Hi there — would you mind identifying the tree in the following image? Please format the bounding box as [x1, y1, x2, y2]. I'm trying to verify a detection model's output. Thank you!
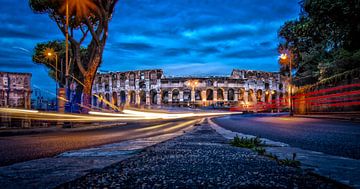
[278, 0, 360, 86]
[29, 0, 118, 113]
[32, 40, 87, 89]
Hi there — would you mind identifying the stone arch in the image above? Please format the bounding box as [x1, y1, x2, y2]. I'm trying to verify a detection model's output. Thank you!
[120, 73, 126, 87]
[256, 89, 262, 102]
[228, 88, 235, 101]
[150, 70, 157, 85]
[139, 81, 146, 89]
[206, 89, 213, 101]
[105, 93, 110, 108]
[120, 91, 126, 104]
[217, 88, 224, 101]
[129, 91, 136, 104]
[92, 95, 97, 107]
[172, 89, 180, 103]
[112, 92, 118, 106]
[248, 89, 254, 102]
[279, 92, 284, 105]
[279, 83, 283, 91]
[195, 90, 202, 101]
[150, 89, 157, 105]
[265, 90, 270, 103]
[139, 90, 146, 104]
[272, 90, 277, 104]
[183, 89, 191, 102]
[98, 93, 104, 108]
[239, 88, 245, 102]
[129, 72, 136, 86]
[162, 91, 169, 104]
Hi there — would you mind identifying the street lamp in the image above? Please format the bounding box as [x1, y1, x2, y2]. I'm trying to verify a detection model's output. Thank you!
[280, 52, 294, 116]
[186, 80, 199, 108]
[45, 49, 59, 111]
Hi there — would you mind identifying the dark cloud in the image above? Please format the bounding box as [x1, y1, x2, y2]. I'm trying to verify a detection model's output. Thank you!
[111, 42, 154, 51]
[0, 0, 300, 92]
[221, 48, 278, 59]
[163, 48, 191, 57]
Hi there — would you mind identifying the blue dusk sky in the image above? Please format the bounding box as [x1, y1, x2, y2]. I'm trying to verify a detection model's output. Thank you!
[0, 0, 300, 96]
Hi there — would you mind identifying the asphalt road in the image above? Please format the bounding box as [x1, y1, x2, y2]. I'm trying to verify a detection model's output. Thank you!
[0, 118, 199, 167]
[213, 114, 360, 159]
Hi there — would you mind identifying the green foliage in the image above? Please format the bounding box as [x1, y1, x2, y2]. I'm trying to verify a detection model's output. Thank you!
[32, 40, 66, 87]
[253, 147, 266, 155]
[278, 0, 360, 86]
[278, 158, 301, 168]
[230, 135, 263, 148]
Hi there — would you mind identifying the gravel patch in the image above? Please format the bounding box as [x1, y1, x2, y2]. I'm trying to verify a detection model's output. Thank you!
[59, 124, 341, 188]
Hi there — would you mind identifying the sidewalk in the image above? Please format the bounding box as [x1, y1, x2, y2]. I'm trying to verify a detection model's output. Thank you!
[60, 120, 341, 188]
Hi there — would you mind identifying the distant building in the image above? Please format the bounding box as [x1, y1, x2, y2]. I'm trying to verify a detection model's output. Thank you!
[0, 71, 31, 109]
[92, 69, 290, 111]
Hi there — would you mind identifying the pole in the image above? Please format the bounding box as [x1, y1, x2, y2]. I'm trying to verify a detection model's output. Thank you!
[65, 0, 70, 113]
[289, 57, 293, 116]
[55, 54, 58, 111]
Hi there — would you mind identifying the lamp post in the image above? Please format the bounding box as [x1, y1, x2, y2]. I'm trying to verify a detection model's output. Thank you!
[280, 52, 293, 116]
[46, 51, 59, 111]
[186, 80, 199, 108]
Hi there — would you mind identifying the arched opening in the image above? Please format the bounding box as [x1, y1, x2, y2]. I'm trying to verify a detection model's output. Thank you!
[150, 89, 157, 105]
[206, 89, 213, 101]
[217, 89, 224, 101]
[139, 90, 146, 104]
[120, 91, 126, 104]
[195, 90, 202, 101]
[256, 89, 262, 102]
[129, 72, 135, 86]
[98, 93, 104, 108]
[279, 92, 284, 105]
[248, 89, 254, 102]
[272, 90, 277, 104]
[183, 89, 191, 102]
[172, 89, 180, 103]
[162, 91, 169, 104]
[120, 74, 126, 87]
[139, 81, 146, 89]
[129, 91, 136, 104]
[112, 92, 118, 106]
[105, 93, 110, 108]
[265, 83, 270, 90]
[228, 88, 235, 101]
[92, 95, 97, 107]
[239, 88, 245, 102]
[150, 71, 157, 85]
[265, 90, 270, 103]
[279, 83, 283, 91]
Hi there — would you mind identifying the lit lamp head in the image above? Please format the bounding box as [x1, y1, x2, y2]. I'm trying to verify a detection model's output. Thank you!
[44, 48, 56, 60]
[279, 53, 288, 60]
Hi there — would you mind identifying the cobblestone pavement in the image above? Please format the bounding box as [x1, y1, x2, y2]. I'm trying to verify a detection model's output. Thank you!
[61, 122, 341, 188]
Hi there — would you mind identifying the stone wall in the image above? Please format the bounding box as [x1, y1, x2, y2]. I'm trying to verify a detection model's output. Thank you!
[92, 69, 290, 111]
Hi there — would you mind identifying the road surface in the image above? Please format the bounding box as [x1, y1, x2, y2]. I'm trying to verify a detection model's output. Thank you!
[213, 114, 360, 159]
[0, 118, 199, 166]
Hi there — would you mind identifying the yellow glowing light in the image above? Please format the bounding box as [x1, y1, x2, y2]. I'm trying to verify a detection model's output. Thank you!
[279, 53, 287, 60]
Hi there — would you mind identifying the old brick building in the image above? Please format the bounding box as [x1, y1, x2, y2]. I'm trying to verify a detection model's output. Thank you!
[92, 69, 290, 111]
[0, 72, 31, 109]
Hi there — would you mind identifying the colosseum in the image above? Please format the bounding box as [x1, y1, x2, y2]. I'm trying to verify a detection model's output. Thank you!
[92, 69, 290, 111]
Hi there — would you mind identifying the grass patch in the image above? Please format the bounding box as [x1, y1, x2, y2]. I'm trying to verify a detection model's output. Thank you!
[230, 135, 263, 148]
[230, 135, 301, 168]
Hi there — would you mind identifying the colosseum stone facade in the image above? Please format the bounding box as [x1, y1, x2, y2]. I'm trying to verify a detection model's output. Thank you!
[0, 71, 31, 109]
[92, 69, 290, 111]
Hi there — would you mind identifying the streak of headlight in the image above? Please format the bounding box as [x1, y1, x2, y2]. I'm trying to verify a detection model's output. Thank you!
[0, 108, 39, 113]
